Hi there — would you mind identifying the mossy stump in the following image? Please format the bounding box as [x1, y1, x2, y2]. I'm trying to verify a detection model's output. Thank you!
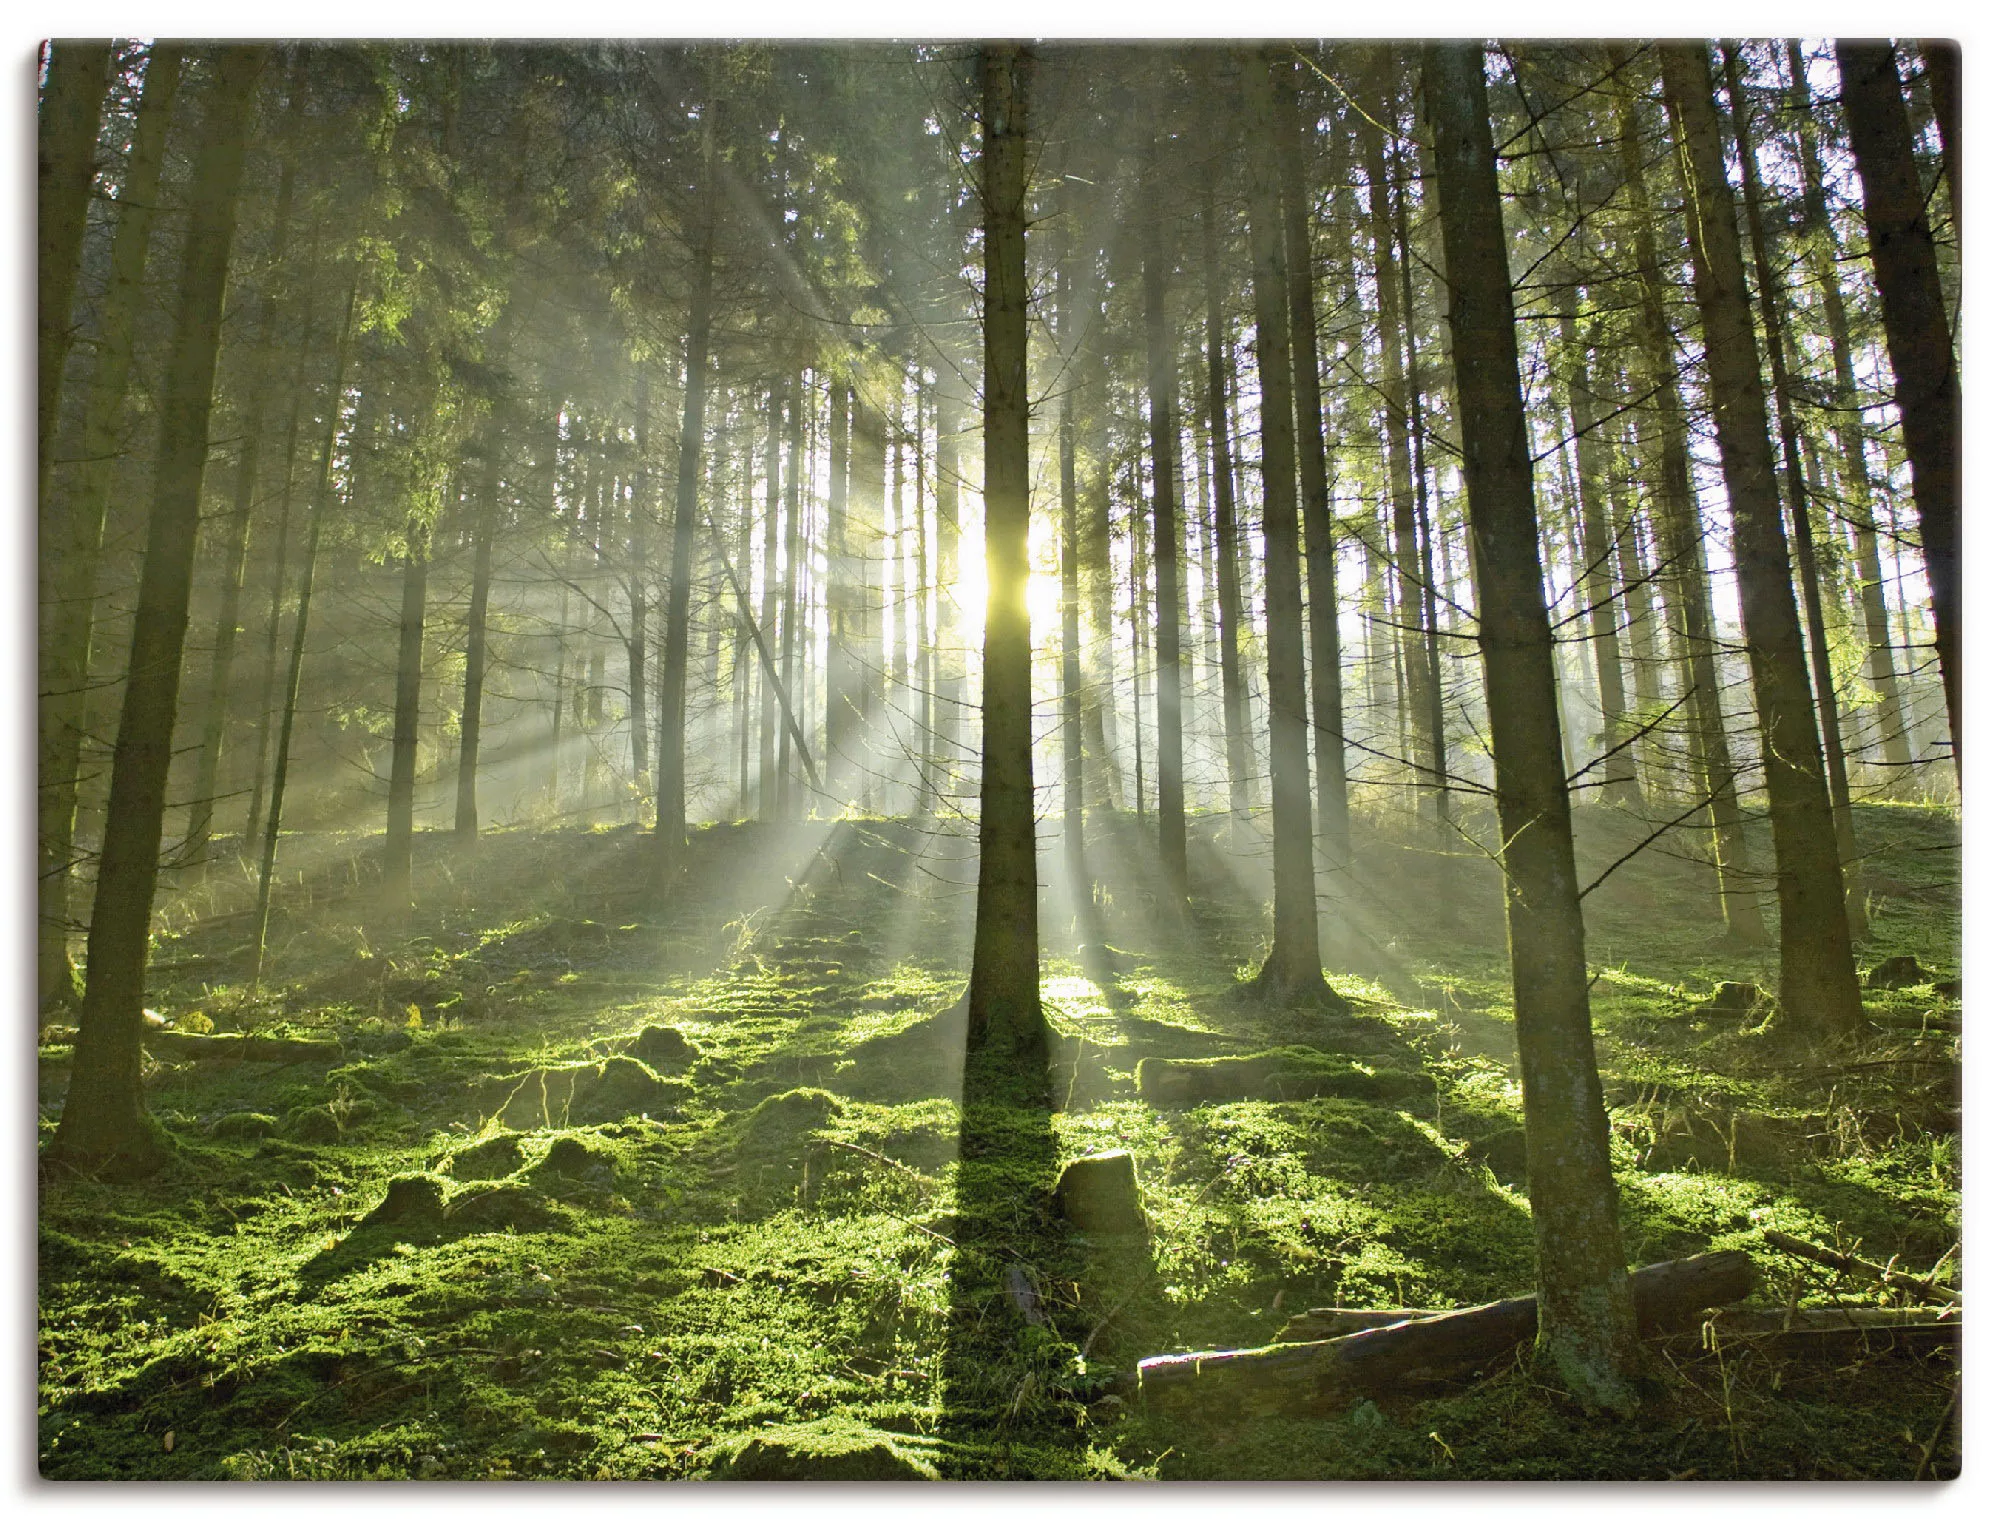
[1056, 1150, 1148, 1236]
[362, 1173, 447, 1231]
[624, 1024, 699, 1072]
[708, 1418, 938, 1480]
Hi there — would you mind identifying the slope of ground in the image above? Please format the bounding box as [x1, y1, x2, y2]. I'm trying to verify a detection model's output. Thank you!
[38, 799, 1960, 1479]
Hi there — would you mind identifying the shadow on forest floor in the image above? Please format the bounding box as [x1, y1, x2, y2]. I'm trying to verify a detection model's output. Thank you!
[37, 799, 1960, 1480]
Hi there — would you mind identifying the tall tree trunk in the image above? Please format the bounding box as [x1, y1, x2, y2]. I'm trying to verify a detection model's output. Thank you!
[1201, 185, 1252, 835]
[1835, 41, 1960, 780]
[1242, 50, 1333, 1007]
[1395, 130, 1454, 836]
[1918, 42, 1960, 242]
[824, 382, 860, 793]
[1143, 207, 1189, 901]
[931, 381, 961, 799]
[851, 392, 888, 811]
[1280, 75, 1351, 864]
[456, 429, 502, 842]
[1611, 427, 1668, 798]
[1057, 251, 1086, 880]
[781, 369, 805, 818]
[1660, 42, 1862, 1040]
[383, 518, 430, 911]
[1786, 41, 1910, 775]
[53, 48, 263, 1174]
[628, 372, 652, 805]
[1555, 288, 1641, 806]
[183, 59, 308, 864]
[250, 266, 361, 988]
[1359, 71, 1442, 821]
[1424, 39, 1644, 1416]
[38, 46, 182, 1017]
[1723, 47, 1864, 931]
[1615, 85, 1767, 947]
[966, 44, 1044, 1057]
[655, 105, 717, 887]
[37, 40, 112, 493]
[760, 383, 783, 819]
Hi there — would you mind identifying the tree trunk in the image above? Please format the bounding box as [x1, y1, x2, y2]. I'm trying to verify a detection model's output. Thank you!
[52, 47, 263, 1175]
[1360, 72, 1443, 823]
[1919, 42, 1960, 235]
[932, 380, 961, 799]
[1615, 86, 1767, 947]
[37, 40, 112, 490]
[966, 44, 1044, 1058]
[1555, 288, 1641, 807]
[1199, 192, 1252, 835]
[1057, 251, 1086, 881]
[183, 61, 308, 864]
[383, 518, 430, 912]
[628, 371, 652, 806]
[38, 46, 182, 1017]
[1425, 40, 1645, 1414]
[1242, 51, 1333, 1007]
[654, 105, 716, 887]
[250, 271, 361, 988]
[455, 430, 502, 842]
[1143, 210, 1188, 902]
[1660, 43, 1862, 1040]
[1280, 75, 1351, 864]
[760, 383, 784, 820]
[1722, 47, 1864, 932]
[781, 369, 805, 818]
[1836, 41, 1960, 780]
[1785, 41, 1910, 777]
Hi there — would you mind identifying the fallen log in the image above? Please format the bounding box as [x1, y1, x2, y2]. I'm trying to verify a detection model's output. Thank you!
[1134, 1250, 1755, 1403]
[1692, 1305, 1960, 1360]
[145, 1029, 343, 1063]
[1762, 1228, 1961, 1307]
[1278, 1306, 1441, 1341]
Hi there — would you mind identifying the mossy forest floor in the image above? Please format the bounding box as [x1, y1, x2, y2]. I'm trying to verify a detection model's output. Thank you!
[38, 798, 1960, 1479]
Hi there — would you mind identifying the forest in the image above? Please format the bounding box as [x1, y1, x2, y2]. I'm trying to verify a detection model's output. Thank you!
[36, 37, 1959, 1480]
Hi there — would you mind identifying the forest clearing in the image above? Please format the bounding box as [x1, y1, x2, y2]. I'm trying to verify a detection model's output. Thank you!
[38, 37, 1959, 1480]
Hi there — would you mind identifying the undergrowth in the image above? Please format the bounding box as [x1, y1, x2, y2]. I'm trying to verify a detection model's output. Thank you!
[39, 801, 1960, 1479]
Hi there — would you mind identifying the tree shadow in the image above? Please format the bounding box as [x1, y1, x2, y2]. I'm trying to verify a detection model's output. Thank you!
[935, 1035, 1082, 1470]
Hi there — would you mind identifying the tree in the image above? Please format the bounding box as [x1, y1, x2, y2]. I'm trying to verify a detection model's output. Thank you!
[1241, 49, 1336, 1007]
[1423, 37, 1644, 1415]
[1836, 41, 1960, 778]
[965, 43, 1044, 1057]
[53, 47, 266, 1174]
[1659, 42, 1862, 1041]
[39, 45, 182, 1016]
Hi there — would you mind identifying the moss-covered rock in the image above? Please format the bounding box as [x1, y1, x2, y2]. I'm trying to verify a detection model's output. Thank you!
[623, 1024, 699, 1073]
[445, 1182, 565, 1234]
[360, 1173, 447, 1231]
[208, 1111, 282, 1141]
[530, 1134, 616, 1187]
[281, 1105, 344, 1143]
[1864, 955, 1934, 990]
[1135, 1047, 1431, 1107]
[574, 1055, 688, 1123]
[439, 1132, 526, 1180]
[707, 1417, 939, 1480]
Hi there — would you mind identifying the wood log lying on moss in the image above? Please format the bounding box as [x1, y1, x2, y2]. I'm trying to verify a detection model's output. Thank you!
[1134, 1250, 1755, 1403]
[144, 1029, 342, 1062]
[1761, 1228, 1961, 1306]
[1696, 1305, 1960, 1358]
